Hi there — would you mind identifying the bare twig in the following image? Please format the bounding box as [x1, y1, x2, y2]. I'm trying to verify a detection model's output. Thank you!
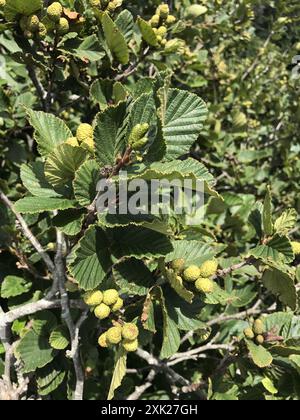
[55, 230, 85, 401]
[0, 299, 85, 327]
[168, 342, 235, 367]
[215, 258, 254, 278]
[135, 348, 206, 400]
[25, 63, 47, 110]
[0, 191, 54, 273]
[180, 299, 264, 344]
[241, 32, 274, 81]
[127, 369, 156, 400]
[115, 47, 150, 82]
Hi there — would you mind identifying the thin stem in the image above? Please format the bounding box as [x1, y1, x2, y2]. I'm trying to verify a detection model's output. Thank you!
[55, 230, 85, 401]
[0, 191, 54, 273]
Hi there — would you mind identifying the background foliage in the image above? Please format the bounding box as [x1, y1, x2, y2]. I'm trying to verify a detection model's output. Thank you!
[0, 0, 300, 401]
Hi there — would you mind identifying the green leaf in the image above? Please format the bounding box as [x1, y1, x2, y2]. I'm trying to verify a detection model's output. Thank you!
[59, 34, 105, 62]
[4, 0, 42, 21]
[115, 10, 134, 43]
[1, 276, 32, 298]
[98, 213, 170, 235]
[160, 89, 208, 160]
[137, 17, 158, 47]
[27, 109, 72, 157]
[37, 362, 66, 396]
[141, 291, 156, 333]
[126, 93, 156, 146]
[102, 13, 129, 65]
[32, 311, 58, 336]
[231, 284, 257, 308]
[264, 312, 294, 339]
[49, 326, 70, 350]
[249, 202, 263, 238]
[165, 240, 216, 266]
[157, 287, 181, 359]
[90, 79, 114, 110]
[73, 160, 100, 207]
[249, 234, 294, 264]
[262, 269, 297, 311]
[113, 82, 127, 104]
[164, 267, 194, 303]
[262, 377, 278, 395]
[45, 144, 88, 188]
[113, 258, 154, 296]
[163, 287, 205, 332]
[289, 355, 300, 370]
[68, 226, 112, 290]
[20, 162, 63, 198]
[94, 102, 127, 167]
[14, 197, 76, 214]
[110, 226, 173, 259]
[274, 209, 297, 235]
[52, 209, 85, 236]
[203, 283, 237, 306]
[16, 330, 56, 373]
[125, 158, 217, 196]
[246, 340, 273, 368]
[107, 347, 127, 400]
[263, 187, 273, 236]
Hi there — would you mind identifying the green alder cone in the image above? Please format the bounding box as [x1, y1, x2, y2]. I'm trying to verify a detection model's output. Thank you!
[170, 258, 185, 273]
[150, 14, 160, 27]
[98, 332, 108, 348]
[106, 326, 122, 345]
[0, 0, 6, 8]
[183, 265, 201, 282]
[38, 23, 47, 38]
[27, 15, 40, 32]
[94, 303, 111, 320]
[166, 15, 176, 25]
[122, 338, 138, 352]
[199, 259, 218, 278]
[128, 123, 149, 150]
[253, 319, 264, 335]
[195, 277, 214, 294]
[57, 17, 69, 35]
[255, 335, 265, 345]
[111, 297, 123, 312]
[103, 289, 119, 306]
[83, 290, 103, 306]
[47, 2, 63, 23]
[157, 26, 167, 38]
[122, 323, 139, 340]
[291, 241, 300, 255]
[107, 1, 118, 12]
[244, 328, 255, 339]
[76, 123, 94, 153]
[157, 4, 169, 19]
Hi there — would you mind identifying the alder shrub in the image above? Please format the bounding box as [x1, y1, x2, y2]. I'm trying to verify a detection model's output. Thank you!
[0, 0, 299, 401]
